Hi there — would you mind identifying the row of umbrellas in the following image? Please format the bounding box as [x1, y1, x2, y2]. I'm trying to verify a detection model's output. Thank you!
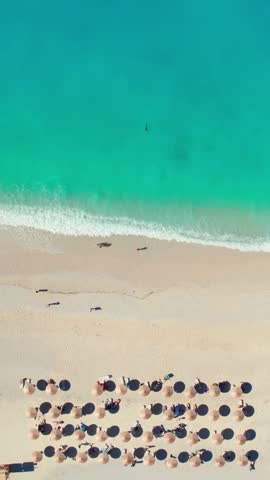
[25, 404, 248, 423]
[91, 383, 245, 398]
[140, 406, 247, 421]
[31, 449, 253, 468]
[28, 426, 251, 446]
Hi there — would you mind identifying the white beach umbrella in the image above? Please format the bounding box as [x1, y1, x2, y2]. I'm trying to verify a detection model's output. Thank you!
[29, 428, 39, 440]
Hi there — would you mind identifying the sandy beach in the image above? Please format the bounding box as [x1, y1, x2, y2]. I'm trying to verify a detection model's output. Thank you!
[0, 226, 269, 479]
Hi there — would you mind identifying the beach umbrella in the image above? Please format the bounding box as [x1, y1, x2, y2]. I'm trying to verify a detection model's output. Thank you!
[165, 457, 178, 469]
[54, 451, 66, 463]
[46, 383, 58, 395]
[162, 385, 173, 397]
[91, 383, 103, 396]
[163, 408, 174, 420]
[98, 452, 110, 464]
[74, 429, 86, 441]
[231, 386, 243, 398]
[94, 407, 106, 419]
[164, 432, 175, 444]
[25, 406, 37, 419]
[187, 432, 200, 445]
[122, 453, 134, 466]
[49, 406, 61, 419]
[185, 386, 196, 399]
[119, 431, 131, 443]
[23, 383, 35, 395]
[76, 452, 88, 463]
[142, 431, 154, 443]
[138, 384, 150, 396]
[96, 430, 108, 442]
[51, 428, 62, 441]
[186, 409, 197, 421]
[115, 384, 128, 396]
[233, 410, 245, 422]
[143, 454, 155, 466]
[189, 455, 201, 467]
[214, 456, 226, 467]
[237, 455, 249, 466]
[212, 433, 224, 445]
[209, 409, 220, 422]
[208, 384, 221, 397]
[29, 428, 39, 440]
[71, 407, 82, 419]
[32, 451, 43, 463]
[140, 407, 152, 420]
[235, 433, 246, 445]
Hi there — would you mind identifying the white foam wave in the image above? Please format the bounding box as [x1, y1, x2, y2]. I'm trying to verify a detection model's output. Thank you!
[0, 203, 269, 252]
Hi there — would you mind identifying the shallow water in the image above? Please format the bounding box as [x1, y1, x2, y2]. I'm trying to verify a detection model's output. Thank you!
[1, 1, 270, 249]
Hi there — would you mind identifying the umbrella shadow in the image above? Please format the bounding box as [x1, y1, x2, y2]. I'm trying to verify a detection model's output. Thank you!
[107, 404, 120, 414]
[244, 429, 256, 441]
[128, 379, 140, 391]
[87, 424, 97, 436]
[154, 449, 167, 461]
[88, 447, 99, 458]
[222, 428, 234, 440]
[151, 403, 163, 415]
[41, 424, 52, 436]
[223, 451, 236, 462]
[39, 402, 51, 414]
[65, 447, 77, 458]
[105, 380, 116, 392]
[150, 381, 163, 392]
[243, 405, 255, 417]
[241, 382, 252, 394]
[196, 404, 209, 416]
[109, 447, 121, 459]
[106, 425, 120, 438]
[44, 446, 55, 458]
[59, 379, 71, 392]
[195, 382, 208, 394]
[175, 427, 187, 439]
[61, 402, 73, 414]
[174, 381, 185, 393]
[62, 424, 75, 436]
[200, 450, 213, 462]
[134, 447, 146, 459]
[82, 403, 95, 415]
[246, 450, 259, 462]
[178, 451, 189, 463]
[198, 428, 210, 440]
[219, 405, 230, 416]
[130, 426, 143, 438]
[37, 379, 47, 391]
[219, 381, 231, 393]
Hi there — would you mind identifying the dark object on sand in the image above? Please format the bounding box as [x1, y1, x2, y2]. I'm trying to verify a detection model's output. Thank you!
[90, 307, 102, 312]
[97, 242, 112, 248]
[36, 289, 48, 293]
[137, 247, 148, 251]
[47, 302, 60, 307]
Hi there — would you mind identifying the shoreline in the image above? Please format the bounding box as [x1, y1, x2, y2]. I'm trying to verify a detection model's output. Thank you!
[1, 203, 270, 252]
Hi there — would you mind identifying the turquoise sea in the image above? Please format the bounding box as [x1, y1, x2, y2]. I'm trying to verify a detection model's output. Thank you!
[1, 1, 270, 250]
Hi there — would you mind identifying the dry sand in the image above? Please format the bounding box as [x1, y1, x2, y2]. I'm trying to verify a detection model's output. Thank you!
[0, 226, 269, 479]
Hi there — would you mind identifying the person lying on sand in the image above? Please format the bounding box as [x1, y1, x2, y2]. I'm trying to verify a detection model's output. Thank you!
[90, 306, 102, 312]
[137, 247, 148, 251]
[47, 301, 60, 307]
[97, 242, 112, 248]
[36, 289, 48, 293]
